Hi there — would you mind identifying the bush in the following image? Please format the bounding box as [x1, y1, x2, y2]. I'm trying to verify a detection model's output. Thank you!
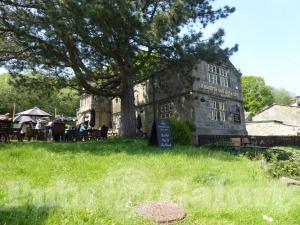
[264, 149, 291, 161]
[170, 117, 194, 145]
[268, 160, 300, 178]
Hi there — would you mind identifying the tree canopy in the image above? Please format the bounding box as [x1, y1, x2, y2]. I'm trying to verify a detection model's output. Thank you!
[0, 0, 237, 136]
[0, 74, 79, 116]
[241, 76, 273, 114]
[242, 76, 296, 114]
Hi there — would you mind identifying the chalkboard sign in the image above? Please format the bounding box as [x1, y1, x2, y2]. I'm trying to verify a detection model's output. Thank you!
[149, 119, 173, 148]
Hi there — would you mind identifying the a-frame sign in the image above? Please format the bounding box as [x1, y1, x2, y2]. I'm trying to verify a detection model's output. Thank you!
[149, 119, 173, 148]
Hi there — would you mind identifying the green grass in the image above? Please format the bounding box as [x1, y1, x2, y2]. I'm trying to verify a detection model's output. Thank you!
[0, 139, 299, 225]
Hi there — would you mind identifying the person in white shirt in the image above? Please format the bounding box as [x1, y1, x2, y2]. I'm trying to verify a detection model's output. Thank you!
[35, 119, 43, 130]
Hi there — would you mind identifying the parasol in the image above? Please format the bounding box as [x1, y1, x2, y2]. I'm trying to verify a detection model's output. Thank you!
[16, 107, 52, 117]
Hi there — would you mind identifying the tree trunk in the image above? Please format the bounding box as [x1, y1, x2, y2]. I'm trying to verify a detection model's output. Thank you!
[120, 77, 137, 137]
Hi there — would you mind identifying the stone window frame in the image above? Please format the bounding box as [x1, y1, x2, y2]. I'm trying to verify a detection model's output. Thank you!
[219, 68, 229, 88]
[210, 99, 227, 122]
[208, 72, 218, 85]
[219, 102, 226, 122]
[207, 64, 230, 88]
[233, 105, 241, 123]
[159, 102, 174, 119]
[208, 64, 218, 73]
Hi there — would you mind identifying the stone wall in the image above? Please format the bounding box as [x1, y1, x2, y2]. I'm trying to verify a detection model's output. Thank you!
[77, 95, 111, 129]
[111, 71, 193, 135]
[194, 93, 246, 136]
[191, 60, 247, 139]
[79, 59, 247, 140]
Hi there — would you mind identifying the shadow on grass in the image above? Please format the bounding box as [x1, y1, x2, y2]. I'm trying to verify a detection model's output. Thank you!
[285, 146, 300, 151]
[0, 205, 53, 225]
[0, 139, 241, 161]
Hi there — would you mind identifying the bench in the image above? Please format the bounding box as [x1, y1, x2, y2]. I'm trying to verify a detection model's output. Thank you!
[0, 120, 12, 143]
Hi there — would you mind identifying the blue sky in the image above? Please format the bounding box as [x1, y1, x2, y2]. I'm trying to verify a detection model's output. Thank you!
[1, 1, 298, 95]
[205, 0, 300, 95]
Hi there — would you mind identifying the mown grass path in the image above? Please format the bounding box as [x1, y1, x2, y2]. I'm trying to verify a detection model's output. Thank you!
[0, 139, 299, 224]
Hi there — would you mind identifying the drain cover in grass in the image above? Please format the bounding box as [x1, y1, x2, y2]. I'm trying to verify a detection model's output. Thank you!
[137, 201, 186, 223]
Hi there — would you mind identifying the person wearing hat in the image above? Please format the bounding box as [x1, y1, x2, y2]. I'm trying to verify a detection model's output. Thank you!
[0, 113, 12, 121]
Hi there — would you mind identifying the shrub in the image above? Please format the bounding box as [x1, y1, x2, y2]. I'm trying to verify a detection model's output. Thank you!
[268, 160, 300, 178]
[264, 149, 291, 161]
[169, 117, 194, 145]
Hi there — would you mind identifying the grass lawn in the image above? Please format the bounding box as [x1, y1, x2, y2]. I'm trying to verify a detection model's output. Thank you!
[0, 139, 300, 225]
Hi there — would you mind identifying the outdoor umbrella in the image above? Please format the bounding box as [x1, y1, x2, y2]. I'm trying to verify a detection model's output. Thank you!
[14, 115, 36, 124]
[16, 107, 52, 117]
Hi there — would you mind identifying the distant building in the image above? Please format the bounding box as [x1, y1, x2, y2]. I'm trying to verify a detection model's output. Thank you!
[244, 112, 253, 122]
[77, 59, 247, 143]
[246, 104, 300, 136]
[290, 96, 300, 107]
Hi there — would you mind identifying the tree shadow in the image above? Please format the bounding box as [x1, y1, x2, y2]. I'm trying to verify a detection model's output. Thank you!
[0, 205, 53, 225]
[0, 139, 242, 162]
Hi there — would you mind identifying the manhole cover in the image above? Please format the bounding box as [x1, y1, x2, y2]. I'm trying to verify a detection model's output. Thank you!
[137, 201, 186, 224]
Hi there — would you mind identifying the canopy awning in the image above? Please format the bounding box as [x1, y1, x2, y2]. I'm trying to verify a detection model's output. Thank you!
[16, 107, 52, 117]
[14, 115, 36, 124]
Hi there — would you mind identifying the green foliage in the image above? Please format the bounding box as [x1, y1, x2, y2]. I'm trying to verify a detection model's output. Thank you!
[170, 117, 193, 145]
[207, 143, 292, 162]
[0, 140, 300, 224]
[242, 76, 273, 114]
[268, 160, 300, 178]
[271, 87, 294, 106]
[266, 147, 300, 179]
[207, 143, 299, 180]
[0, 0, 238, 136]
[0, 74, 79, 116]
[264, 149, 291, 161]
[0, 0, 238, 90]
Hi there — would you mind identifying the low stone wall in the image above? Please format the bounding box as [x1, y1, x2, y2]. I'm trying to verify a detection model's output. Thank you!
[198, 135, 300, 147]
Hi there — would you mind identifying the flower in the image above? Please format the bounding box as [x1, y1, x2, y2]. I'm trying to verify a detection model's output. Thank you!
[262, 215, 273, 223]
[125, 200, 133, 208]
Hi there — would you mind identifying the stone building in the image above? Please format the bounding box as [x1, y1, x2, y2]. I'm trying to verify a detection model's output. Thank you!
[246, 104, 300, 136]
[77, 95, 111, 128]
[291, 96, 300, 107]
[77, 59, 247, 143]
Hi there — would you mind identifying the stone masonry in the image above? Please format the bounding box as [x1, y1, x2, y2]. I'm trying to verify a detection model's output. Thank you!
[77, 59, 247, 144]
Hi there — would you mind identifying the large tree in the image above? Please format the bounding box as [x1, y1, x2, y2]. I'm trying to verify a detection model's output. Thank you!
[242, 76, 273, 114]
[0, 0, 237, 137]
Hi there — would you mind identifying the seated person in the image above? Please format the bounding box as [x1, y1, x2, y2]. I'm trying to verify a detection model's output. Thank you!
[79, 123, 87, 133]
[35, 119, 44, 130]
[46, 120, 53, 141]
[100, 125, 108, 139]
[20, 122, 33, 141]
[51, 117, 65, 142]
[0, 113, 12, 121]
[52, 116, 62, 124]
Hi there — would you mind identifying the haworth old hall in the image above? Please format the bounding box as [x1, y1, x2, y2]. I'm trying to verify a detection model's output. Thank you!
[77, 59, 247, 144]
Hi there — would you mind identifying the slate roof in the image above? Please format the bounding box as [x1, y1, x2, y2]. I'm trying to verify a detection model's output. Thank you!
[246, 120, 300, 136]
[253, 104, 300, 126]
